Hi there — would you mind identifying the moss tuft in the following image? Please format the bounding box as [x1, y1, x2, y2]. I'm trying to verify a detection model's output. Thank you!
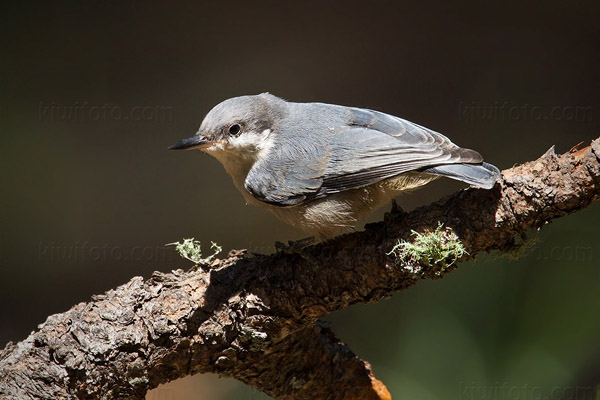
[387, 223, 467, 276]
[166, 238, 222, 265]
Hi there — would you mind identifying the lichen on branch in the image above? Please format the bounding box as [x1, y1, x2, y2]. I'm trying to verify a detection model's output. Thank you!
[387, 222, 467, 276]
[166, 238, 222, 265]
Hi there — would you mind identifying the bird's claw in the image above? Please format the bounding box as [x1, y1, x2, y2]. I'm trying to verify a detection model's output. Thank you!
[274, 237, 318, 265]
[275, 237, 315, 254]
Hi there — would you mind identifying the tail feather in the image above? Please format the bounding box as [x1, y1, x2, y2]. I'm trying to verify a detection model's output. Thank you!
[422, 162, 501, 189]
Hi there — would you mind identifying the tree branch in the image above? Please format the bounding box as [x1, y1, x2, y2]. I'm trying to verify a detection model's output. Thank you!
[1, 138, 599, 400]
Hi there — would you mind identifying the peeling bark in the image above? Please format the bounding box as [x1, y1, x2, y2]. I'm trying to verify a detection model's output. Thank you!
[1, 138, 599, 400]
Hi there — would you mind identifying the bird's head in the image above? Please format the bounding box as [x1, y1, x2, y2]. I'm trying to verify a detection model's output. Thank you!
[169, 93, 285, 160]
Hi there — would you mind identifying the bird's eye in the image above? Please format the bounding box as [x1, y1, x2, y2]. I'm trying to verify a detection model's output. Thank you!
[228, 124, 241, 135]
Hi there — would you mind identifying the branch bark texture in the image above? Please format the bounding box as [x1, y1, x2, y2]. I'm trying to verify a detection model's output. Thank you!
[1, 139, 599, 400]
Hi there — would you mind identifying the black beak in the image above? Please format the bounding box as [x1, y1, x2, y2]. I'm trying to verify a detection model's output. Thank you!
[168, 135, 211, 150]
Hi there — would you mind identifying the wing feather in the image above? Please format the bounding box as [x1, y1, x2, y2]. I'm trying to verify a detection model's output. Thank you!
[244, 106, 484, 206]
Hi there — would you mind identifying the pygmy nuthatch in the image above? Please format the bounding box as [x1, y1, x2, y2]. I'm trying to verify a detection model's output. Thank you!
[170, 93, 500, 240]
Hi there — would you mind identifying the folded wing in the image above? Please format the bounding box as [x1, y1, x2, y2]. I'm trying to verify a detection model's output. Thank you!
[245, 106, 495, 207]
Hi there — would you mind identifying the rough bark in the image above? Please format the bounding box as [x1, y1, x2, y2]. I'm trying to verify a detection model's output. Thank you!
[1, 138, 599, 400]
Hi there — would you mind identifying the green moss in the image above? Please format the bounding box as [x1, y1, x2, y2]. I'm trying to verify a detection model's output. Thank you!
[166, 238, 222, 265]
[387, 223, 467, 275]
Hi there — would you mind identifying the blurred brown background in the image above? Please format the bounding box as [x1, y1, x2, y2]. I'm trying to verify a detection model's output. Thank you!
[1, 1, 599, 399]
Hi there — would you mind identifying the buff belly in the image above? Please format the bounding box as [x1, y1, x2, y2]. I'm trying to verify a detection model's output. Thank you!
[268, 172, 439, 240]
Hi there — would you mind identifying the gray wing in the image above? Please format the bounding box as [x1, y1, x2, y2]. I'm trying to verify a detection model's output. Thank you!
[319, 108, 483, 194]
[244, 142, 329, 206]
[245, 107, 485, 207]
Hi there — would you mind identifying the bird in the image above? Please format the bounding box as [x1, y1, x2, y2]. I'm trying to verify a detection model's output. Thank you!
[170, 93, 500, 242]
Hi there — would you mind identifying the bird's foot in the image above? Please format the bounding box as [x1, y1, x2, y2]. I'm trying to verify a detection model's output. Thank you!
[384, 199, 407, 224]
[274, 237, 318, 264]
[390, 199, 406, 215]
[274, 237, 316, 254]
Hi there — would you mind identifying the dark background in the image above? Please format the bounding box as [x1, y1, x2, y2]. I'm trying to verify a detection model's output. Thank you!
[1, 1, 599, 399]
